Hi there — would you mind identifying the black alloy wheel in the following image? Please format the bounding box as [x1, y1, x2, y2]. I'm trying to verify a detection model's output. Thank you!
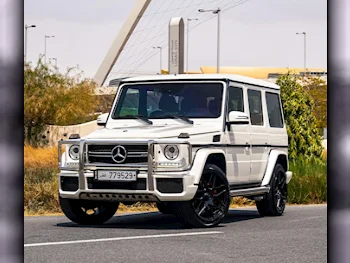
[171, 164, 230, 228]
[256, 164, 287, 216]
[192, 166, 230, 223]
[274, 168, 287, 214]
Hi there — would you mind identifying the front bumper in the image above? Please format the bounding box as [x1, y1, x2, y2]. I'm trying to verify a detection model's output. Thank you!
[59, 170, 198, 201]
[58, 139, 198, 202]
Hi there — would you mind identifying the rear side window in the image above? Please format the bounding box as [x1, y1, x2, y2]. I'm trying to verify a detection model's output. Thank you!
[248, 89, 263, 126]
[266, 92, 284, 128]
[228, 86, 244, 112]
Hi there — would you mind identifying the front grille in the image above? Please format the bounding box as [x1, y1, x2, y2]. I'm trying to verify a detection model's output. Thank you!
[87, 178, 147, 190]
[87, 144, 148, 165]
[156, 178, 183, 193]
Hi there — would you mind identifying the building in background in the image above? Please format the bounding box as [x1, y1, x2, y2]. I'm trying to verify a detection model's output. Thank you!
[199, 66, 327, 83]
[105, 66, 327, 89]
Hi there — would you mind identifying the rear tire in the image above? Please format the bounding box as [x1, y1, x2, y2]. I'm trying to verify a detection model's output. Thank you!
[256, 164, 287, 217]
[171, 164, 230, 228]
[59, 196, 119, 225]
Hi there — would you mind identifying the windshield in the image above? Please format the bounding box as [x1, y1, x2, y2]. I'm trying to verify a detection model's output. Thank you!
[112, 82, 224, 119]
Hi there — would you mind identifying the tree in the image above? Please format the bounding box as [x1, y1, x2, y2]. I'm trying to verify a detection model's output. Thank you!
[276, 74, 324, 162]
[301, 76, 327, 129]
[95, 94, 115, 113]
[24, 59, 97, 146]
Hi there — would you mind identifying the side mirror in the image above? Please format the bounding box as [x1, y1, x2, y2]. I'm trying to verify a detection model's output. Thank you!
[97, 113, 109, 126]
[227, 111, 250, 125]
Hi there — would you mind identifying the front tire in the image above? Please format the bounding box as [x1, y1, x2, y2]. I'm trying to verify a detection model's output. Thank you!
[256, 164, 287, 216]
[59, 196, 119, 225]
[156, 202, 174, 215]
[172, 164, 230, 228]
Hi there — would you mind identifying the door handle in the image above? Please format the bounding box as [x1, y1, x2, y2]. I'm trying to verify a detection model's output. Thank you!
[245, 143, 250, 151]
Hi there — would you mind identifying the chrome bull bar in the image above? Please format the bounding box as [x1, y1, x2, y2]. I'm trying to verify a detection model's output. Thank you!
[58, 138, 190, 192]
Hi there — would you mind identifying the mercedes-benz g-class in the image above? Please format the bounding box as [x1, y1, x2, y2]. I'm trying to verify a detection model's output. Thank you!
[58, 74, 292, 228]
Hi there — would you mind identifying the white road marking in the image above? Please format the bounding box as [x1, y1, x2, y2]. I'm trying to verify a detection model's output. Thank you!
[289, 216, 325, 222]
[24, 231, 223, 248]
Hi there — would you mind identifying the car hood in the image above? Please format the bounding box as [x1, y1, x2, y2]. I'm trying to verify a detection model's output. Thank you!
[84, 124, 221, 140]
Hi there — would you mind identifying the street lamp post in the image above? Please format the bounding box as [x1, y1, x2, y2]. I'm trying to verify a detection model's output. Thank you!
[296, 32, 306, 75]
[24, 25, 36, 63]
[199, 7, 221, 73]
[186, 18, 198, 74]
[44, 35, 55, 64]
[152, 46, 162, 74]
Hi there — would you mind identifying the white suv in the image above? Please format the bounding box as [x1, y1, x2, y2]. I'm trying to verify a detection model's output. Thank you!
[58, 74, 293, 228]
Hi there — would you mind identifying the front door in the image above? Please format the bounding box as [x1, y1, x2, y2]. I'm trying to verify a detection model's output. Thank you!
[224, 84, 251, 185]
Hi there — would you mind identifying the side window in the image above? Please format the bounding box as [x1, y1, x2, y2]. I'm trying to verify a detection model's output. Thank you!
[248, 89, 263, 126]
[228, 86, 244, 112]
[265, 92, 284, 128]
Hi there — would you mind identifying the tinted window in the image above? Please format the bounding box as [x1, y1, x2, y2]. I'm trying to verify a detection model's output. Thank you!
[248, 89, 263, 126]
[266, 92, 284, 128]
[112, 83, 224, 119]
[228, 87, 244, 112]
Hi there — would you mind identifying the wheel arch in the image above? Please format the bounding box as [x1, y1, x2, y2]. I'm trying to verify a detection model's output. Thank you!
[276, 154, 288, 172]
[261, 150, 289, 186]
[205, 153, 226, 174]
[190, 148, 226, 185]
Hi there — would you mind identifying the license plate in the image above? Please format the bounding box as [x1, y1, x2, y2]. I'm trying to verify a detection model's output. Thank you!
[96, 170, 137, 181]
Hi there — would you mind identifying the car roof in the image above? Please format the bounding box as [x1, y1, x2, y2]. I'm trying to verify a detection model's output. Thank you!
[121, 74, 280, 90]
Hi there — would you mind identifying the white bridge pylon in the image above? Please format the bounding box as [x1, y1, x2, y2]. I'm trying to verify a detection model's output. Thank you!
[94, 0, 151, 87]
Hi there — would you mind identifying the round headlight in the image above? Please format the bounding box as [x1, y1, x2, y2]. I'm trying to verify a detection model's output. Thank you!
[69, 145, 80, 160]
[164, 145, 179, 160]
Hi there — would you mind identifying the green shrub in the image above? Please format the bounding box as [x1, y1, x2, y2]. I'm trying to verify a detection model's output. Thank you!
[277, 74, 324, 162]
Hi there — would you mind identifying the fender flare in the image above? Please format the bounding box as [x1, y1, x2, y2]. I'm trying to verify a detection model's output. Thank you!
[261, 150, 290, 186]
[189, 148, 226, 185]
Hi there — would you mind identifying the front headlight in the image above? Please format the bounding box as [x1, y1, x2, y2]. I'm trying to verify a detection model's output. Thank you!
[68, 144, 80, 160]
[164, 145, 179, 160]
[154, 143, 191, 171]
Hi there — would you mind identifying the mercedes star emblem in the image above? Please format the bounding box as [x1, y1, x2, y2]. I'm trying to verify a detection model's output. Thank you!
[111, 145, 127, 163]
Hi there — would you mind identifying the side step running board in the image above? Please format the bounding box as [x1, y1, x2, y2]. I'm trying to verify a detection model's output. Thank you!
[230, 186, 270, 197]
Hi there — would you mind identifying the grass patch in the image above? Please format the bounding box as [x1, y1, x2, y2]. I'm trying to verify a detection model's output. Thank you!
[24, 145, 58, 169]
[24, 167, 61, 214]
[287, 159, 327, 204]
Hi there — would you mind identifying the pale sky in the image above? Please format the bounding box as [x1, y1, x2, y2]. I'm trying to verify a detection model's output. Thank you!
[24, 0, 327, 82]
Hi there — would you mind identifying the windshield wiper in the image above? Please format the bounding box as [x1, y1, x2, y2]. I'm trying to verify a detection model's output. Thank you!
[161, 115, 194, 124]
[120, 115, 153, 125]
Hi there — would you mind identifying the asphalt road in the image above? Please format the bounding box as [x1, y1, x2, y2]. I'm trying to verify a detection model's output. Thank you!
[24, 205, 327, 263]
